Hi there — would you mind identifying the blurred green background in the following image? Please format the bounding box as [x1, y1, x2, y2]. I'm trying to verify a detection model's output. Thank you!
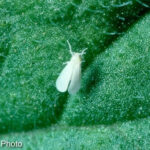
[0, 0, 150, 149]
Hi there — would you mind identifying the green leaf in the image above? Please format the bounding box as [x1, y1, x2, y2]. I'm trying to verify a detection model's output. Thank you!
[0, 0, 149, 132]
[62, 11, 150, 125]
[0, 0, 150, 149]
[1, 117, 150, 150]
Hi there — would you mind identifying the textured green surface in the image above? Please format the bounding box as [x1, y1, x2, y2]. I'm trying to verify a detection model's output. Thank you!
[1, 117, 150, 150]
[0, 0, 150, 149]
[61, 11, 150, 126]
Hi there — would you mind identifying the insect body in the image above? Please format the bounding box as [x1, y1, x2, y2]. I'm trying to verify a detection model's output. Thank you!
[56, 40, 87, 95]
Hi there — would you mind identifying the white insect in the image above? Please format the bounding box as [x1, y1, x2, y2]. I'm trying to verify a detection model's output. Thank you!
[56, 40, 87, 95]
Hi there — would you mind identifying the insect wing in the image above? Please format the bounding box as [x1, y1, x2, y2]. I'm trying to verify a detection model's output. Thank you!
[56, 61, 73, 92]
[68, 63, 81, 94]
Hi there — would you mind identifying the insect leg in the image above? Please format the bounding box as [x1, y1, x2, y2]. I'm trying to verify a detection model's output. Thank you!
[63, 61, 69, 65]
